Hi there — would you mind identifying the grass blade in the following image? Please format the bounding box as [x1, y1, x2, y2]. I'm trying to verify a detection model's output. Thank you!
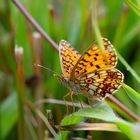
[124, 0, 140, 17]
[122, 83, 140, 106]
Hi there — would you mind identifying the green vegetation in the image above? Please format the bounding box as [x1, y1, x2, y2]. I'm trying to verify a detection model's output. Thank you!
[0, 0, 140, 140]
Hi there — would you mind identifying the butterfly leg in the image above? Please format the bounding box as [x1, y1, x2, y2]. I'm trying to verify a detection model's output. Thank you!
[70, 91, 76, 113]
[63, 91, 73, 114]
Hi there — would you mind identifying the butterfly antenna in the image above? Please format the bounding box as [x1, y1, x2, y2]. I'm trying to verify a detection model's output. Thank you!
[33, 64, 58, 76]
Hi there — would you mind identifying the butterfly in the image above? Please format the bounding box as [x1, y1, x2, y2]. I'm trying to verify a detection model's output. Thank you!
[56, 38, 124, 100]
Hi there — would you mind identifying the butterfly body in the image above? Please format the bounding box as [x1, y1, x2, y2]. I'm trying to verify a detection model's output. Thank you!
[58, 38, 124, 99]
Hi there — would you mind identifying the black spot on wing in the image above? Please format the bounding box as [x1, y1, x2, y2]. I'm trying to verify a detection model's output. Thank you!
[95, 53, 99, 56]
[94, 57, 97, 61]
[90, 62, 93, 66]
[96, 65, 100, 69]
[85, 52, 91, 56]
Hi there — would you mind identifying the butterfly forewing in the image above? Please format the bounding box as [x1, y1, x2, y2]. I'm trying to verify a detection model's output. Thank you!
[70, 38, 117, 79]
[59, 40, 81, 78]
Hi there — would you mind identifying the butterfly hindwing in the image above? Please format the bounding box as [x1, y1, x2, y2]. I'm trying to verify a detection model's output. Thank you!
[78, 68, 124, 99]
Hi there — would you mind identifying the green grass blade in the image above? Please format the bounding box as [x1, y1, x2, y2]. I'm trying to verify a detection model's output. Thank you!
[122, 83, 140, 106]
[60, 102, 139, 140]
[116, 119, 140, 140]
[73, 102, 117, 122]
[0, 93, 18, 139]
[61, 115, 84, 126]
[124, 0, 140, 17]
[61, 102, 118, 126]
[59, 116, 84, 140]
[117, 51, 140, 84]
[91, 1, 104, 52]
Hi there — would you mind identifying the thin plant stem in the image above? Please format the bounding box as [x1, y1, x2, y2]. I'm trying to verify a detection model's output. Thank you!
[107, 95, 140, 121]
[12, 0, 58, 51]
[26, 100, 57, 137]
[35, 98, 88, 108]
[15, 46, 25, 140]
[36, 109, 57, 137]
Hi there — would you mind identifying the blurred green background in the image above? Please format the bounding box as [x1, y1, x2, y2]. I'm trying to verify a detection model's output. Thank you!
[0, 0, 140, 140]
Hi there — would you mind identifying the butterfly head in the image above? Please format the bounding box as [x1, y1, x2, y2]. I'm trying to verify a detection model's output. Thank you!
[54, 74, 81, 93]
[54, 74, 69, 87]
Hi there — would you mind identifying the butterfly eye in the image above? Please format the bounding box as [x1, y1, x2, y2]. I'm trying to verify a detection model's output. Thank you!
[62, 77, 67, 82]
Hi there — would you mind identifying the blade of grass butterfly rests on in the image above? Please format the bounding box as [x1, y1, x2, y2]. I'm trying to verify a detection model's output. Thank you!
[59, 102, 117, 140]
[60, 102, 118, 133]
[59, 101, 140, 140]
[72, 102, 118, 122]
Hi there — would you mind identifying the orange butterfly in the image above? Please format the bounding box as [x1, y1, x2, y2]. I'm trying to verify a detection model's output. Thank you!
[56, 38, 124, 100]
